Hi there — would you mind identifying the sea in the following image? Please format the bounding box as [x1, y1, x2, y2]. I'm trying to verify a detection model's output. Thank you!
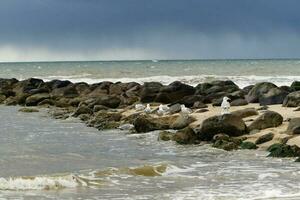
[1, 59, 300, 200]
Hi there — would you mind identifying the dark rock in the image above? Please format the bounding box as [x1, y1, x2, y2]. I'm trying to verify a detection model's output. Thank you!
[133, 115, 175, 133]
[38, 99, 55, 106]
[283, 91, 300, 107]
[0, 94, 6, 103]
[246, 82, 278, 103]
[172, 127, 199, 145]
[176, 95, 204, 108]
[158, 131, 174, 141]
[46, 80, 72, 89]
[89, 111, 122, 130]
[291, 81, 300, 91]
[212, 134, 242, 151]
[230, 98, 248, 106]
[285, 118, 300, 135]
[255, 132, 274, 144]
[196, 80, 239, 95]
[51, 84, 79, 99]
[25, 93, 50, 106]
[55, 98, 72, 107]
[242, 85, 254, 94]
[4, 97, 18, 106]
[170, 115, 196, 130]
[155, 81, 196, 104]
[140, 82, 163, 103]
[195, 114, 248, 141]
[93, 95, 121, 108]
[267, 143, 300, 157]
[231, 108, 259, 118]
[258, 87, 288, 105]
[93, 105, 109, 113]
[240, 141, 258, 149]
[73, 105, 93, 117]
[78, 114, 91, 122]
[192, 101, 208, 109]
[248, 111, 283, 131]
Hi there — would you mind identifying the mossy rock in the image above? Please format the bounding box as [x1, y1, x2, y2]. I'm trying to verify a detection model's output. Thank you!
[240, 141, 258, 149]
[18, 107, 39, 113]
[267, 143, 300, 157]
[158, 131, 174, 141]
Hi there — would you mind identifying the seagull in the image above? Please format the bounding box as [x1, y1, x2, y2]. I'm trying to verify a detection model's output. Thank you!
[157, 104, 169, 116]
[144, 104, 152, 114]
[135, 104, 145, 111]
[180, 104, 192, 115]
[221, 96, 231, 115]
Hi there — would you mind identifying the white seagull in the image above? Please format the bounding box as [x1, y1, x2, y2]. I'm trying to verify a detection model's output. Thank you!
[144, 104, 152, 114]
[180, 104, 192, 115]
[135, 104, 145, 111]
[221, 96, 231, 115]
[157, 104, 170, 116]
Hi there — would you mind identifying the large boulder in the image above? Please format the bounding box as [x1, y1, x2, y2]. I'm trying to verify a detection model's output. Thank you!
[212, 134, 242, 151]
[88, 111, 122, 130]
[45, 80, 72, 89]
[133, 115, 174, 133]
[195, 80, 240, 103]
[248, 111, 283, 131]
[196, 80, 239, 95]
[51, 84, 79, 99]
[285, 118, 300, 135]
[267, 143, 300, 157]
[73, 105, 93, 117]
[255, 132, 274, 144]
[175, 95, 204, 108]
[25, 93, 50, 106]
[172, 127, 199, 145]
[195, 114, 248, 141]
[230, 98, 248, 106]
[291, 81, 300, 91]
[283, 91, 300, 107]
[258, 87, 288, 105]
[170, 115, 196, 130]
[0, 78, 18, 97]
[231, 108, 259, 119]
[140, 82, 163, 103]
[12, 78, 45, 104]
[92, 95, 121, 108]
[246, 82, 287, 105]
[154, 81, 196, 103]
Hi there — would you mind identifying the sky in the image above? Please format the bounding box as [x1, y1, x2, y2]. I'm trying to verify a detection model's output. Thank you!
[0, 0, 300, 61]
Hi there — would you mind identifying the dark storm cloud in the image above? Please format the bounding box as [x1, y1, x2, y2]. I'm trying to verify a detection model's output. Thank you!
[0, 0, 300, 61]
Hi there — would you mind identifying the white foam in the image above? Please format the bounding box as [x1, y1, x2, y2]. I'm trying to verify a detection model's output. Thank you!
[0, 175, 79, 190]
[36, 74, 300, 88]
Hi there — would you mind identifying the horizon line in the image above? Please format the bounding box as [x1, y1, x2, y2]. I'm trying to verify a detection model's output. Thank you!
[0, 57, 300, 64]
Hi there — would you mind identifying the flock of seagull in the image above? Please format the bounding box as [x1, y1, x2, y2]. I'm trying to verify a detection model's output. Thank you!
[118, 97, 231, 131]
[134, 96, 231, 116]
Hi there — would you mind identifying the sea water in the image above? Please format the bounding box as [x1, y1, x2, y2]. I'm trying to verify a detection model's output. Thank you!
[1, 59, 300, 199]
[0, 106, 300, 199]
[0, 59, 300, 88]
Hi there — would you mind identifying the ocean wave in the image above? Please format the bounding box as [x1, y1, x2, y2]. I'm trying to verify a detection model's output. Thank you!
[37, 74, 300, 88]
[0, 175, 81, 190]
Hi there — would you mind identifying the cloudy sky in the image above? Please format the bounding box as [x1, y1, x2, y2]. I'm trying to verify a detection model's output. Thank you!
[0, 0, 300, 61]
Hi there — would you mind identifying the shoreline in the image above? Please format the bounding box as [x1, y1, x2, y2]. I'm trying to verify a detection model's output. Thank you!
[1, 77, 300, 160]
